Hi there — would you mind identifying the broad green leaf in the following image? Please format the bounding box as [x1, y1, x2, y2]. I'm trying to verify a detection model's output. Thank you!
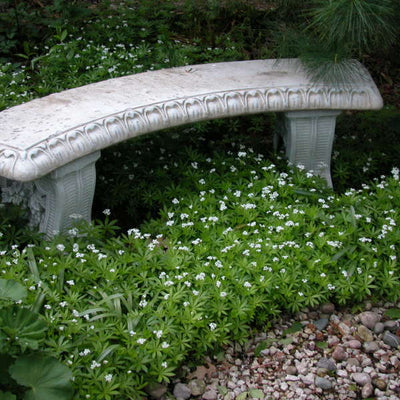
[236, 392, 248, 400]
[0, 354, 14, 385]
[0, 391, 17, 400]
[0, 306, 47, 350]
[217, 386, 228, 396]
[9, 355, 73, 400]
[385, 309, 400, 319]
[0, 280, 27, 301]
[249, 389, 264, 399]
[283, 322, 303, 336]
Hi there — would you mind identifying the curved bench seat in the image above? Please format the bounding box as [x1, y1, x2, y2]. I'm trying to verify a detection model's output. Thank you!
[0, 59, 383, 236]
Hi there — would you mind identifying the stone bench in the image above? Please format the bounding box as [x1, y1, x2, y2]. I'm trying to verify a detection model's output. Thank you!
[0, 59, 383, 237]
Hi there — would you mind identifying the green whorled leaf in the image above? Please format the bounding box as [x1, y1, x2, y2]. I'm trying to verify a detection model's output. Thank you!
[9, 355, 73, 400]
[0, 279, 27, 301]
[0, 391, 17, 400]
[0, 306, 47, 350]
[316, 341, 328, 349]
[385, 309, 400, 320]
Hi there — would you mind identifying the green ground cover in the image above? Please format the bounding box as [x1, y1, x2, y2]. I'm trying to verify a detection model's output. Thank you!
[0, 1, 399, 399]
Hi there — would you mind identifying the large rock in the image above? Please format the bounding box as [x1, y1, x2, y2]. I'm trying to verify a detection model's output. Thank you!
[359, 312, 380, 329]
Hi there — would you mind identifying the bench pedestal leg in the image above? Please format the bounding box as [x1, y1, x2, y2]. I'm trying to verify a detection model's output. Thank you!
[1, 152, 100, 238]
[35, 151, 101, 237]
[279, 110, 341, 188]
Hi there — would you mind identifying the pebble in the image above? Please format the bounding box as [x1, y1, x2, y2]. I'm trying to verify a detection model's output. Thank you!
[383, 331, 400, 348]
[202, 389, 217, 400]
[347, 358, 360, 368]
[338, 322, 351, 336]
[173, 383, 191, 400]
[314, 318, 329, 331]
[363, 341, 379, 353]
[285, 366, 298, 375]
[361, 382, 374, 398]
[321, 303, 335, 314]
[374, 322, 385, 334]
[332, 346, 347, 361]
[316, 358, 336, 371]
[357, 325, 374, 342]
[383, 320, 399, 333]
[315, 376, 333, 390]
[359, 312, 380, 330]
[188, 379, 206, 396]
[373, 378, 387, 390]
[352, 372, 371, 386]
[347, 339, 362, 349]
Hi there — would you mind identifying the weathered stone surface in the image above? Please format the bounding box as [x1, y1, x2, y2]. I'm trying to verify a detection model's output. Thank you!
[0, 59, 383, 183]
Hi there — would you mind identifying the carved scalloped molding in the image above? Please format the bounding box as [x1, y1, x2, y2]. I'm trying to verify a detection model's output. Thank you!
[0, 84, 381, 181]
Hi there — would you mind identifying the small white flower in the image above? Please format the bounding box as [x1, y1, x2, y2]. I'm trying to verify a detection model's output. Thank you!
[137, 338, 146, 344]
[66, 280, 75, 286]
[102, 209, 111, 216]
[209, 322, 217, 331]
[153, 330, 163, 338]
[104, 374, 113, 382]
[161, 342, 170, 348]
[161, 362, 168, 368]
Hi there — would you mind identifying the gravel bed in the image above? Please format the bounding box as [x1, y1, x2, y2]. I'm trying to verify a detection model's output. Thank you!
[147, 301, 400, 400]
